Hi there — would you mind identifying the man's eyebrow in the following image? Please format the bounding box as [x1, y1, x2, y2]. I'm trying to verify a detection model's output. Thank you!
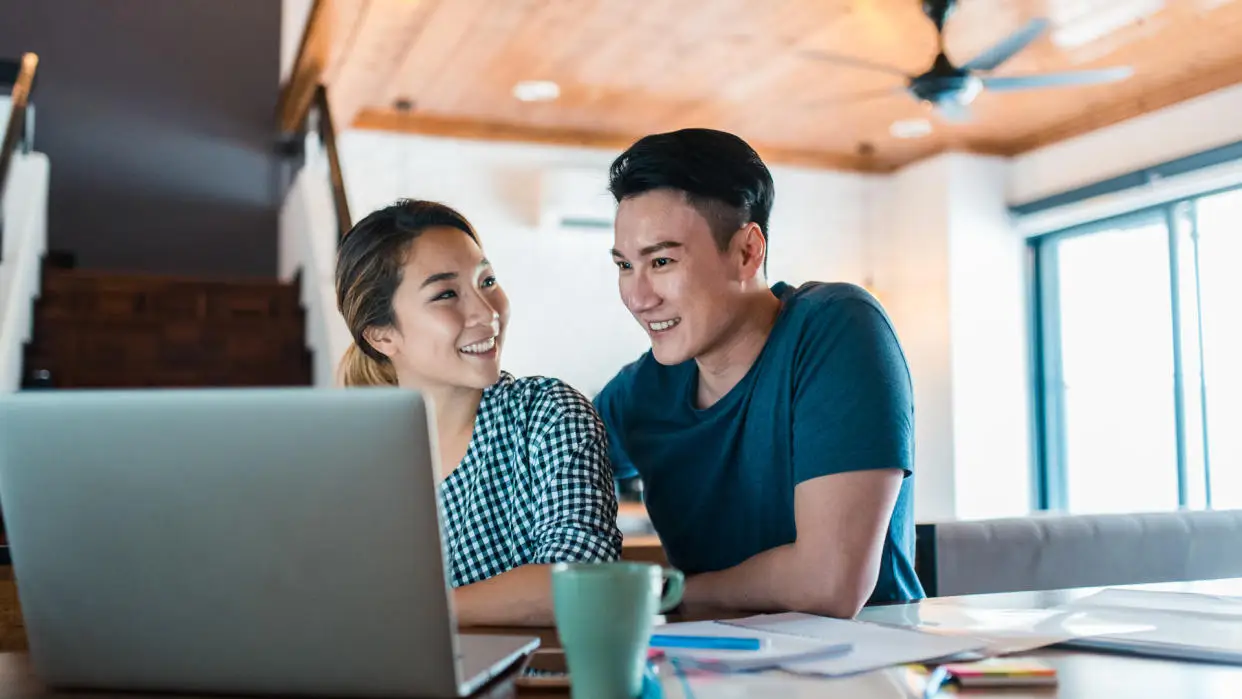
[611, 241, 683, 258]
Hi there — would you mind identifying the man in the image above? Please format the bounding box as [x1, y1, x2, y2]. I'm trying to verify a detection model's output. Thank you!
[594, 128, 924, 618]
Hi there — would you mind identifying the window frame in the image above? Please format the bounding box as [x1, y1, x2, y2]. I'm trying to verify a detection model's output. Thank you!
[1029, 182, 1242, 512]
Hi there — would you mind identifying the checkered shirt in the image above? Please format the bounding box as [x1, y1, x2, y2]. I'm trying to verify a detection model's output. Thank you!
[437, 372, 623, 587]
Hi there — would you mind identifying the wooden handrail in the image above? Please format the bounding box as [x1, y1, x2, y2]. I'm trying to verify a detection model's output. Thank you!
[276, 0, 330, 137]
[314, 85, 351, 242]
[0, 52, 39, 234]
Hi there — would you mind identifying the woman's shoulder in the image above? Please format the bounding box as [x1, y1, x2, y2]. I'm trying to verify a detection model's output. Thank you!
[486, 372, 604, 435]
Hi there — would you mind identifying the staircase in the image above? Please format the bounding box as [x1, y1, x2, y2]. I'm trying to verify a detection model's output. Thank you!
[21, 268, 312, 389]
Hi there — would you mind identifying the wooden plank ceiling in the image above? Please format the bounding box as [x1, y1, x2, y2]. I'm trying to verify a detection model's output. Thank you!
[315, 0, 1242, 172]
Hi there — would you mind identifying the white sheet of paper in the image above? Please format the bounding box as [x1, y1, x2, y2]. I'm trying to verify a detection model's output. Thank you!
[1056, 591, 1242, 663]
[720, 613, 986, 677]
[1068, 588, 1242, 619]
[651, 620, 852, 671]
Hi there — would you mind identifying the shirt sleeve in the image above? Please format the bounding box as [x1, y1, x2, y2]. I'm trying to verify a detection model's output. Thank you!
[527, 381, 624, 564]
[792, 296, 915, 485]
[593, 368, 640, 482]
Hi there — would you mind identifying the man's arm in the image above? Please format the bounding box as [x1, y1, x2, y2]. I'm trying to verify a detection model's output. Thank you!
[681, 468, 902, 618]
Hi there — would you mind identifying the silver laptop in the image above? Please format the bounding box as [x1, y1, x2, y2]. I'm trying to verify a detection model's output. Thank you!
[0, 387, 538, 698]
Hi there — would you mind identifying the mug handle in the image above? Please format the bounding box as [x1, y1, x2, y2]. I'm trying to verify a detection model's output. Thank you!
[659, 568, 685, 612]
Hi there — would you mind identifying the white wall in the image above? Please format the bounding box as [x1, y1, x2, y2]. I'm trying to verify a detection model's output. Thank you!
[870, 157, 956, 521]
[1010, 82, 1242, 206]
[0, 151, 50, 392]
[947, 155, 1032, 520]
[868, 154, 1033, 522]
[278, 133, 351, 388]
[336, 130, 871, 397]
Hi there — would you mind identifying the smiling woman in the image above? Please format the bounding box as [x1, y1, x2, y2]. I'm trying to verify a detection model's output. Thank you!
[333, 199, 623, 626]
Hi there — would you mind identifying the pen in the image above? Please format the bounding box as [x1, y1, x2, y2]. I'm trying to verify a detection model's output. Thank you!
[649, 634, 763, 651]
[922, 665, 951, 699]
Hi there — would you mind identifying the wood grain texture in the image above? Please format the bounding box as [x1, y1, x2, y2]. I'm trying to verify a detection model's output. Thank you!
[318, 0, 1242, 170]
[277, 0, 333, 134]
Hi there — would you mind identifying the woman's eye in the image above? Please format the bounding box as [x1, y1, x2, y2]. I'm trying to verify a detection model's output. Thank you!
[433, 290, 457, 301]
[481, 276, 497, 288]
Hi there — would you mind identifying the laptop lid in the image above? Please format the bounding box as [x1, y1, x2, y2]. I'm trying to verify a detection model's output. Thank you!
[0, 387, 470, 698]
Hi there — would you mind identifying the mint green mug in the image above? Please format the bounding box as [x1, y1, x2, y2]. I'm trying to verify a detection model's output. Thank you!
[551, 562, 685, 699]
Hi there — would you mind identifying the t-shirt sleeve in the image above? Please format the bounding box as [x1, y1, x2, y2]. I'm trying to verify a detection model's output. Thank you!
[791, 296, 914, 485]
[593, 370, 640, 482]
[527, 381, 624, 564]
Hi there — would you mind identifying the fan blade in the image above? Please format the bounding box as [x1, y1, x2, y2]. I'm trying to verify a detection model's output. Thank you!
[982, 66, 1134, 91]
[935, 100, 973, 123]
[962, 18, 1050, 72]
[797, 49, 911, 78]
[806, 86, 908, 108]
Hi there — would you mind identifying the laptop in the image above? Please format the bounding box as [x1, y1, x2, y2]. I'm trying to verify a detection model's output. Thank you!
[0, 387, 538, 698]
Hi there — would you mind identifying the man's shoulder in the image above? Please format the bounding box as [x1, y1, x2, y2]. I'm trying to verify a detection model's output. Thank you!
[776, 281, 888, 321]
[774, 281, 898, 343]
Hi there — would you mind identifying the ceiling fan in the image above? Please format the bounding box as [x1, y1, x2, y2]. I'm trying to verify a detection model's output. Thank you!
[801, 0, 1135, 123]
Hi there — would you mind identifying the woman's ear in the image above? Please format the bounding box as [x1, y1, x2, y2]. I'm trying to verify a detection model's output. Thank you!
[362, 325, 399, 359]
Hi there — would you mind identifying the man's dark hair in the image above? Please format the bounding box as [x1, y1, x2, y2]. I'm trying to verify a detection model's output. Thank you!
[607, 128, 775, 253]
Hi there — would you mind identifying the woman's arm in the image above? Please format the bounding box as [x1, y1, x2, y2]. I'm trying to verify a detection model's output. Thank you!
[453, 564, 552, 627]
[455, 381, 623, 627]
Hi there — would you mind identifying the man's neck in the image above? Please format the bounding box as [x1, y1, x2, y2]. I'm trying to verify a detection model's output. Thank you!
[694, 288, 783, 409]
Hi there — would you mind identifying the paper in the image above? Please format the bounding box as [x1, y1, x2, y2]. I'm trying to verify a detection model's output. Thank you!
[864, 603, 1154, 656]
[649, 620, 852, 672]
[1055, 590, 1242, 664]
[1068, 587, 1242, 620]
[719, 613, 986, 677]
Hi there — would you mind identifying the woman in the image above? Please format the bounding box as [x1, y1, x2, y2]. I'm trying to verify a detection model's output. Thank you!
[336, 199, 623, 627]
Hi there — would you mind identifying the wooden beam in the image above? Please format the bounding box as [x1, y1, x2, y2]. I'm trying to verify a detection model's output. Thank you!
[1000, 62, 1242, 157]
[276, 0, 333, 135]
[351, 108, 895, 173]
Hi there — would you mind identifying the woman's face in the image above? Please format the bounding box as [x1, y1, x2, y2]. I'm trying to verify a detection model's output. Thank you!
[366, 226, 510, 392]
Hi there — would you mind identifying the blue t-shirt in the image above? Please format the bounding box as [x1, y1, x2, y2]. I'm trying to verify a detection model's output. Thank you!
[595, 281, 924, 605]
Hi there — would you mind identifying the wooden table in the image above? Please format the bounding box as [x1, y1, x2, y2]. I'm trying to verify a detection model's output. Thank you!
[3, 579, 1240, 699]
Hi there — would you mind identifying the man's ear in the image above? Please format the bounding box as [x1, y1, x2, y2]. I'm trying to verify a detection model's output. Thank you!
[735, 222, 767, 280]
[362, 325, 399, 359]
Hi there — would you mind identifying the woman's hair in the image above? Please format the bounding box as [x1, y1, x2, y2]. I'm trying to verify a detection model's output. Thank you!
[335, 199, 480, 387]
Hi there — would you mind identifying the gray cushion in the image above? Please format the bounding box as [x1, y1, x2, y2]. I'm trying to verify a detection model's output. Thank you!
[925, 509, 1242, 597]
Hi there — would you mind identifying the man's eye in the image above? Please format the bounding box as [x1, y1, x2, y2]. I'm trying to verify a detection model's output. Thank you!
[481, 276, 497, 288]
[653, 258, 671, 267]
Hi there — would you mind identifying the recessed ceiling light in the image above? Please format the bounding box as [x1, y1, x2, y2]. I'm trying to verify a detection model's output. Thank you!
[890, 118, 933, 139]
[512, 80, 560, 102]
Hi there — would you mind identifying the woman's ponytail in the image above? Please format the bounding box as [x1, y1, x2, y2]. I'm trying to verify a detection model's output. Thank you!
[338, 343, 398, 387]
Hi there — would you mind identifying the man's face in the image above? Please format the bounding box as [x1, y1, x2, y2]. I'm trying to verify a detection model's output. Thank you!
[611, 190, 742, 366]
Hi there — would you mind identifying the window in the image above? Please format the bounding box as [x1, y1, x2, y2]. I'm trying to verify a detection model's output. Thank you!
[1196, 189, 1242, 508]
[1034, 187, 1241, 513]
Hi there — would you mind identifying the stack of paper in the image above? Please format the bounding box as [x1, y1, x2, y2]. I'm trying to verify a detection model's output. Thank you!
[1055, 588, 1242, 664]
[862, 602, 1155, 656]
[653, 613, 984, 677]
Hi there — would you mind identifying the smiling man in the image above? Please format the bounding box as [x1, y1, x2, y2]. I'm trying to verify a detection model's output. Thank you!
[594, 128, 924, 617]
